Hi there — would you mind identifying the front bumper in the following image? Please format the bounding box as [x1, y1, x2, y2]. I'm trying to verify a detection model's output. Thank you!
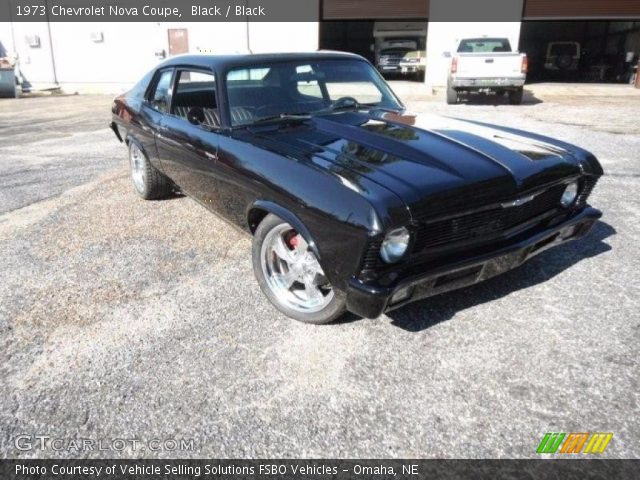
[345, 207, 601, 319]
[452, 76, 526, 89]
[378, 65, 424, 75]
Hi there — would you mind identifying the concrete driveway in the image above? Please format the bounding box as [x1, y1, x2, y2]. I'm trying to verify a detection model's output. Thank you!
[0, 90, 638, 458]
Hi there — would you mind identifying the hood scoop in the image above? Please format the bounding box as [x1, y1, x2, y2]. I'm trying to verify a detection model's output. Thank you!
[490, 134, 567, 161]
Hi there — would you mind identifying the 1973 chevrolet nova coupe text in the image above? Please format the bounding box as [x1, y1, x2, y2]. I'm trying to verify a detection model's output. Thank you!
[110, 52, 603, 324]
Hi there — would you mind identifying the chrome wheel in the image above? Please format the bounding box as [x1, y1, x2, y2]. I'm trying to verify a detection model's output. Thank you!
[260, 223, 334, 313]
[129, 143, 146, 193]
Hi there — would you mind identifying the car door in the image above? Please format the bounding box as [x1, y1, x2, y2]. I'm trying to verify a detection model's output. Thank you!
[154, 68, 221, 204]
[137, 68, 174, 173]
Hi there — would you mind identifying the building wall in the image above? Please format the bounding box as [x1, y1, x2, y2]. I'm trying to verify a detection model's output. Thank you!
[0, 22, 319, 93]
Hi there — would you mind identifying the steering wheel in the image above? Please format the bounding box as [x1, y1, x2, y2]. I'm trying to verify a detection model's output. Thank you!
[331, 96, 359, 109]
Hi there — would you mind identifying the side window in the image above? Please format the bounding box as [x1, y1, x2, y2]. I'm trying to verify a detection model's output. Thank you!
[149, 70, 174, 113]
[171, 70, 219, 127]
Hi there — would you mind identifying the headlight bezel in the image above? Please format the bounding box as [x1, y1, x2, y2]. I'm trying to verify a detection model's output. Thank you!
[380, 226, 412, 264]
[560, 181, 579, 208]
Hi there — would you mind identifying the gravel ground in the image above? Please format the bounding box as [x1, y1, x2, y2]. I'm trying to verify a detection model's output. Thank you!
[0, 90, 638, 459]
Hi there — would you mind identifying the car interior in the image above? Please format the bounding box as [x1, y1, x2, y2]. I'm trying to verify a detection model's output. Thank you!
[167, 72, 256, 127]
[171, 81, 220, 127]
[163, 61, 388, 128]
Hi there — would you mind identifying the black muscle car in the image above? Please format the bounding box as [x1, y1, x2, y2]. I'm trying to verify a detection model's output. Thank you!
[110, 52, 603, 324]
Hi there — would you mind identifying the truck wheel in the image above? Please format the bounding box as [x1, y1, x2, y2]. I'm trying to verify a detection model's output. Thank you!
[508, 88, 524, 105]
[253, 214, 346, 324]
[128, 141, 172, 200]
[446, 83, 458, 105]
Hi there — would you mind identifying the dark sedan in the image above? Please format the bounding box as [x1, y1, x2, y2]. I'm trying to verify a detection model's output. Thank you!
[110, 52, 603, 324]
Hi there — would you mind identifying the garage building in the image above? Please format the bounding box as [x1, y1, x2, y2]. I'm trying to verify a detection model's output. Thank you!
[321, 0, 640, 86]
[1, 0, 639, 92]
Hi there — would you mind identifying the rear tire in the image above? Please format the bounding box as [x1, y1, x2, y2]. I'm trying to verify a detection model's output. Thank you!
[252, 214, 346, 324]
[446, 83, 458, 105]
[128, 141, 172, 200]
[508, 88, 524, 105]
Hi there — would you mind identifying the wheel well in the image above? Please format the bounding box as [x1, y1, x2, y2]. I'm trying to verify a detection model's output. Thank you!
[248, 207, 269, 234]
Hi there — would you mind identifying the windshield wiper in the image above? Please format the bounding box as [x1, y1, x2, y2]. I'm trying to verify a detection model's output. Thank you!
[321, 100, 403, 115]
[242, 113, 311, 128]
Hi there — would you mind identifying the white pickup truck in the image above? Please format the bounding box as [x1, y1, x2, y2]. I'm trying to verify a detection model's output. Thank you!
[446, 37, 528, 105]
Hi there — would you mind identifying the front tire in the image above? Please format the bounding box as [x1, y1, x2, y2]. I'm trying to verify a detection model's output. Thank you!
[252, 214, 346, 324]
[128, 141, 172, 200]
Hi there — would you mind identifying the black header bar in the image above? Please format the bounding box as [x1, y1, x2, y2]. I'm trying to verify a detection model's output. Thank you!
[0, 1, 320, 22]
[1, 459, 639, 480]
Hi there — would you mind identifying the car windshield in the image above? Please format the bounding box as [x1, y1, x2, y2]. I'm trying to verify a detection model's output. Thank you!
[458, 38, 512, 53]
[226, 59, 402, 126]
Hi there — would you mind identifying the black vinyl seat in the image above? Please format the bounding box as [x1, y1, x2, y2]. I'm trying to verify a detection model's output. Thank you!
[229, 107, 255, 125]
[172, 106, 255, 127]
[173, 105, 220, 127]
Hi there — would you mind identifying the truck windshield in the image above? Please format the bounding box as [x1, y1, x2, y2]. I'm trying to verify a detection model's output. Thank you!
[226, 59, 402, 126]
[458, 38, 512, 53]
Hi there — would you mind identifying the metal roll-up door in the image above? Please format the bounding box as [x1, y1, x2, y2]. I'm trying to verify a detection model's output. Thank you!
[323, 0, 430, 20]
[524, 0, 640, 19]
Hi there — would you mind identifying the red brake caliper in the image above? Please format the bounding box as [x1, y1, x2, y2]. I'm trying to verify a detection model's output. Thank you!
[286, 232, 300, 250]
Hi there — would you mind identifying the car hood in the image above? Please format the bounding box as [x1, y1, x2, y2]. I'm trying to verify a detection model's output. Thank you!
[237, 111, 600, 220]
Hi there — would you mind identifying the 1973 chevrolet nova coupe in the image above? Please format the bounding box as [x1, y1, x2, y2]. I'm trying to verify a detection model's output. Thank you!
[110, 52, 603, 324]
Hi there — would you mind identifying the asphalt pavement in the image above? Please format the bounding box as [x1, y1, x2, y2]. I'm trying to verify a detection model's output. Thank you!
[0, 88, 638, 458]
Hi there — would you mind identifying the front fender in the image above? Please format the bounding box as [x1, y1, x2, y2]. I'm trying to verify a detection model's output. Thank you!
[248, 200, 322, 260]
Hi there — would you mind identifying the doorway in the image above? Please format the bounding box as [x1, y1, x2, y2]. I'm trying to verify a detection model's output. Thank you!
[168, 29, 189, 56]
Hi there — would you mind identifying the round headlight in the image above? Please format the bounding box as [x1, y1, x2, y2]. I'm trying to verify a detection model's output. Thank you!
[380, 227, 411, 263]
[561, 182, 579, 208]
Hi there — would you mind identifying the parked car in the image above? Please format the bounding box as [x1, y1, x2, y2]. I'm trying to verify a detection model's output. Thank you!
[446, 37, 528, 105]
[545, 41, 581, 73]
[373, 22, 427, 81]
[110, 52, 603, 324]
[376, 40, 426, 80]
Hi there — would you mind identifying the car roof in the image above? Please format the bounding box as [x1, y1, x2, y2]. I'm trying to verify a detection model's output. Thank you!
[157, 51, 366, 71]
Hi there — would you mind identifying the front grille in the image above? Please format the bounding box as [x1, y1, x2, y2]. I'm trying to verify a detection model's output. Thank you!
[358, 178, 599, 277]
[379, 55, 403, 66]
[412, 184, 567, 253]
[577, 176, 598, 208]
[360, 238, 383, 276]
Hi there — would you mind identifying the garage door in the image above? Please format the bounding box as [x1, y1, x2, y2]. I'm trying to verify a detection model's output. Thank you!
[323, 0, 430, 20]
[524, 0, 640, 19]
